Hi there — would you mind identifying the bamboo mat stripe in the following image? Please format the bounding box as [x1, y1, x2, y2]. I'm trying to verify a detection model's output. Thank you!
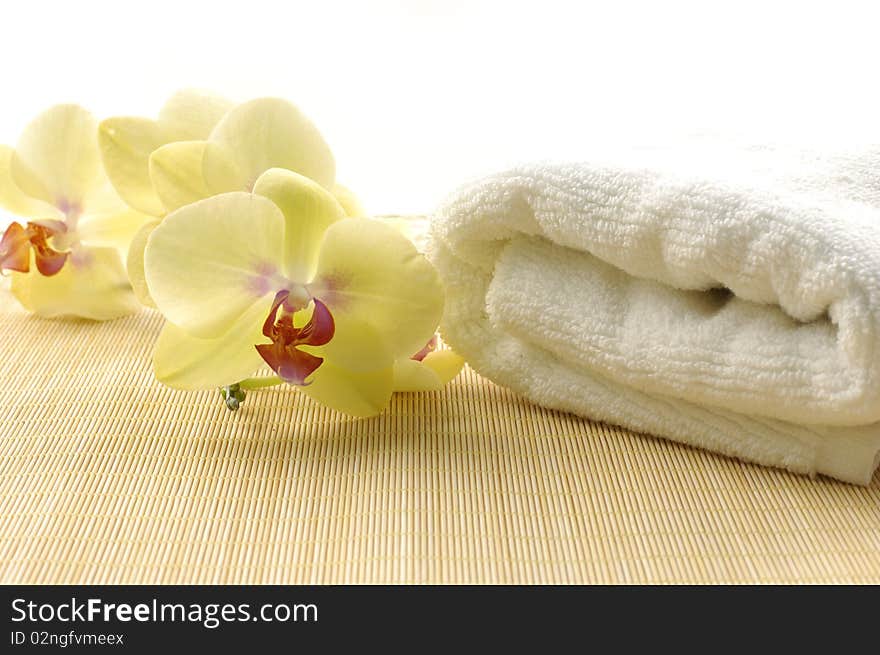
[1, 286, 879, 584]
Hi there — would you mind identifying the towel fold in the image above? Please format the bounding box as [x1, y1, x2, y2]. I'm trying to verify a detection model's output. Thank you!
[430, 143, 880, 484]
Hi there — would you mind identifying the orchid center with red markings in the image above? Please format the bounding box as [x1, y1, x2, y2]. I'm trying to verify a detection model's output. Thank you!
[0, 220, 69, 276]
[255, 288, 336, 385]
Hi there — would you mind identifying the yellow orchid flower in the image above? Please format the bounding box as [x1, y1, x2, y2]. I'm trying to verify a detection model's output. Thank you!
[108, 95, 363, 307]
[0, 105, 149, 320]
[98, 89, 234, 217]
[152, 95, 362, 213]
[99, 93, 461, 406]
[144, 168, 445, 416]
[98, 90, 233, 307]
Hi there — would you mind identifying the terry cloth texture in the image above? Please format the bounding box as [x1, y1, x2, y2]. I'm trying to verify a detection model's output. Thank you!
[430, 143, 880, 485]
[2, 285, 880, 584]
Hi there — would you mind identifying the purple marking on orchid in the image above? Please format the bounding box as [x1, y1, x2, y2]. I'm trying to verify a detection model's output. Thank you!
[69, 247, 94, 269]
[307, 272, 350, 310]
[255, 289, 335, 386]
[246, 262, 283, 297]
[57, 198, 82, 218]
[247, 275, 271, 296]
[56, 198, 83, 232]
[254, 261, 277, 277]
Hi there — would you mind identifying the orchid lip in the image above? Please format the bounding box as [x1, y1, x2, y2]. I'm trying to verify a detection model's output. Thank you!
[255, 289, 335, 386]
[0, 221, 69, 277]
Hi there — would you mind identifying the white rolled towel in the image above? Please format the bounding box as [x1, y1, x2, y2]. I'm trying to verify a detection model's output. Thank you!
[429, 143, 880, 484]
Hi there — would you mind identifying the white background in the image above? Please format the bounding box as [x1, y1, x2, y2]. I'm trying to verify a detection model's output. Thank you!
[1, 0, 878, 215]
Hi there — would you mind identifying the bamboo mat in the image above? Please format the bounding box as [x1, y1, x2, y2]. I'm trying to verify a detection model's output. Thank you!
[1, 286, 879, 585]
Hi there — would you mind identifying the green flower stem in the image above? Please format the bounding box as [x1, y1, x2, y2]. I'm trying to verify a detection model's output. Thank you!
[238, 375, 284, 390]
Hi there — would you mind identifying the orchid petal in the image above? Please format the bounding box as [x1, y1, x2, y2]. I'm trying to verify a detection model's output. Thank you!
[72, 182, 151, 251]
[125, 220, 160, 308]
[252, 168, 345, 283]
[149, 140, 211, 213]
[200, 141, 243, 193]
[144, 192, 284, 338]
[304, 312, 392, 372]
[311, 218, 444, 361]
[378, 215, 430, 251]
[157, 89, 233, 141]
[391, 359, 439, 392]
[392, 350, 466, 392]
[0, 145, 59, 218]
[153, 301, 269, 390]
[77, 205, 151, 253]
[11, 104, 102, 208]
[422, 350, 466, 384]
[97, 117, 166, 216]
[203, 97, 335, 193]
[299, 358, 394, 417]
[10, 246, 137, 320]
[331, 183, 365, 217]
